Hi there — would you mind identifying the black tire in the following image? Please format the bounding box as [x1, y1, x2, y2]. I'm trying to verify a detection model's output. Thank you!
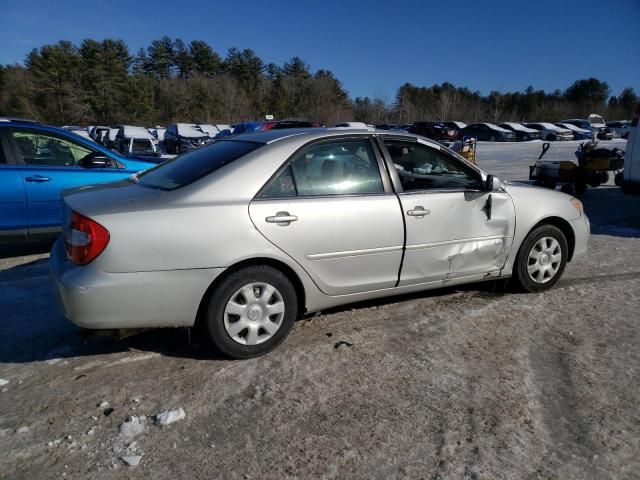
[546, 134, 557, 141]
[489, 135, 496, 142]
[204, 265, 298, 359]
[512, 224, 568, 293]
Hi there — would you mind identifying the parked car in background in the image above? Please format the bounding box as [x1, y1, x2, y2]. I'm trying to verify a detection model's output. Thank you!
[149, 126, 166, 144]
[408, 122, 458, 141]
[50, 128, 589, 359]
[115, 126, 161, 160]
[164, 123, 213, 154]
[375, 124, 402, 131]
[555, 123, 593, 140]
[525, 123, 573, 141]
[272, 119, 315, 129]
[459, 123, 515, 141]
[444, 121, 467, 132]
[561, 116, 613, 140]
[607, 120, 631, 138]
[103, 127, 120, 149]
[89, 126, 110, 144]
[197, 124, 232, 137]
[333, 122, 370, 129]
[621, 103, 640, 195]
[498, 122, 541, 141]
[61, 126, 93, 141]
[231, 122, 263, 135]
[0, 119, 155, 244]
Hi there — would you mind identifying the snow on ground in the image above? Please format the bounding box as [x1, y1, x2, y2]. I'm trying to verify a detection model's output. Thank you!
[0, 138, 639, 479]
[475, 139, 627, 183]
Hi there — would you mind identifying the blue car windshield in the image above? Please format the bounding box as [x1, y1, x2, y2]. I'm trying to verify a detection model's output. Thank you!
[135, 140, 262, 191]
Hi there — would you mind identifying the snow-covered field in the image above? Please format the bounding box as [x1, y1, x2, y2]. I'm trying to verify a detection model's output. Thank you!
[475, 138, 627, 183]
[1, 139, 639, 479]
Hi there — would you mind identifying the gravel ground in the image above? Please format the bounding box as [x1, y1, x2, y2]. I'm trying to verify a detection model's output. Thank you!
[1, 140, 639, 479]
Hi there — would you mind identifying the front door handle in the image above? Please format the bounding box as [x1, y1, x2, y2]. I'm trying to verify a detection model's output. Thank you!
[407, 206, 430, 218]
[25, 175, 51, 183]
[265, 211, 298, 226]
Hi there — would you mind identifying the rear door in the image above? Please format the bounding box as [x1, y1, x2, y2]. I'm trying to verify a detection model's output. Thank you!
[380, 137, 515, 285]
[249, 136, 404, 296]
[7, 127, 128, 232]
[0, 128, 28, 241]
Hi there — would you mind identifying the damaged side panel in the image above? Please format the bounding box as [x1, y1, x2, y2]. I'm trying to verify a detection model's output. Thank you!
[398, 191, 515, 287]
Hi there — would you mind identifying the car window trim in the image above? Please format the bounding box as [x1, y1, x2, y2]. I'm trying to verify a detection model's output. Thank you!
[253, 134, 394, 201]
[377, 135, 485, 194]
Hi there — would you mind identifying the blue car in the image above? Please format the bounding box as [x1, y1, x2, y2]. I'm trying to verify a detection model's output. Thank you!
[0, 119, 156, 244]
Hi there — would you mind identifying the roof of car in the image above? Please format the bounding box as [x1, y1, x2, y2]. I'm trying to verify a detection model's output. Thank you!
[226, 127, 437, 147]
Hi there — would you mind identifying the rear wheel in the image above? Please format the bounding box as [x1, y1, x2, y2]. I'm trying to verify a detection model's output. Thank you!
[204, 266, 297, 359]
[513, 225, 568, 292]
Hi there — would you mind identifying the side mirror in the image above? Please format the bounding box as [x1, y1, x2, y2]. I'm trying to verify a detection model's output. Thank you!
[484, 174, 503, 192]
[81, 153, 112, 169]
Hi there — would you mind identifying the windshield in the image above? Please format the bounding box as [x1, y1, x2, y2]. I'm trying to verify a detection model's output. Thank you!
[135, 140, 262, 190]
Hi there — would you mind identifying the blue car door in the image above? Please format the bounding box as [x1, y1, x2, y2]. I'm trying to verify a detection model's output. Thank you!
[7, 127, 131, 232]
[0, 130, 28, 240]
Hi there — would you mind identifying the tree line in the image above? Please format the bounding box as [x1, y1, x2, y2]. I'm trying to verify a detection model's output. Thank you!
[0, 37, 637, 127]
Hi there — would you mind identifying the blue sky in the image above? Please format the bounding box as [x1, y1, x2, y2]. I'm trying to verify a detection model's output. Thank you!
[1, 0, 638, 99]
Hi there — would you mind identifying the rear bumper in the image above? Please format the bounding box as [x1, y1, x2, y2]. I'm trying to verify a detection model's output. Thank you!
[569, 214, 590, 261]
[49, 238, 225, 329]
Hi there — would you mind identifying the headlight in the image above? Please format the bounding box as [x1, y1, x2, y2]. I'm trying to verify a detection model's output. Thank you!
[570, 197, 583, 216]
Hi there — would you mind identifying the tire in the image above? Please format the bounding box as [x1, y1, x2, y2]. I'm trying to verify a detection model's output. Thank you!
[546, 134, 557, 141]
[203, 265, 298, 359]
[489, 135, 496, 142]
[513, 225, 568, 293]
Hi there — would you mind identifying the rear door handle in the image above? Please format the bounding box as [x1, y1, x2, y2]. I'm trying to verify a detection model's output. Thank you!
[407, 206, 430, 217]
[25, 175, 51, 183]
[265, 211, 298, 226]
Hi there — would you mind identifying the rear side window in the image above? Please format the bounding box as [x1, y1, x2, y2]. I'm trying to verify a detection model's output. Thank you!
[136, 140, 261, 190]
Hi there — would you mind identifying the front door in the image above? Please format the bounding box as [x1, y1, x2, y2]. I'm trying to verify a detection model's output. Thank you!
[0, 131, 27, 240]
[380, 138, 515, 286]
[249, 137, 404, 296]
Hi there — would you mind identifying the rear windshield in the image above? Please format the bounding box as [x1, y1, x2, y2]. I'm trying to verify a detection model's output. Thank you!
[135, 140, 262, 190]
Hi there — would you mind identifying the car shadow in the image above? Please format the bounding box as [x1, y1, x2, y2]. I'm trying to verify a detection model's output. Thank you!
[579, 186, 640, 238]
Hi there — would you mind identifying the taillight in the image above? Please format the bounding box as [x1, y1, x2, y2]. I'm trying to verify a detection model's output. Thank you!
[631, 103, 640, 127]
[65, 211, 110, 265]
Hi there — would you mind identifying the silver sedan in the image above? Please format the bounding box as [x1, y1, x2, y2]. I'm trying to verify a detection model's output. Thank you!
[50, 129, 590, 358]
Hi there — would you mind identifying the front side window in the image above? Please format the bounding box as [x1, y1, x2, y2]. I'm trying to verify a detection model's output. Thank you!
[384, 140, 482, 191]
[261, 139, 384, 198]
[11, 129, 93, 166]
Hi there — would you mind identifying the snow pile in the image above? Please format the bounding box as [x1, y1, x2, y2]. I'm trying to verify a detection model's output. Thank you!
[0, 379, 9, 387]
[155, 408, 186, 426]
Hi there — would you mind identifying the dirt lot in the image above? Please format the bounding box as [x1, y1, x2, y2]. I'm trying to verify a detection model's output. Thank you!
[1, 142, 639, 479]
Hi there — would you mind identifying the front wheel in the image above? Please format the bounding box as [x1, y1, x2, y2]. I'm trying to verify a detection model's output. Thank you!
[513, 225, 568, 292]
[204, 266, 298, 359]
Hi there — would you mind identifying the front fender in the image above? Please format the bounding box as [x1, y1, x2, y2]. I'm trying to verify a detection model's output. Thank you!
[501, 183, 585, 275]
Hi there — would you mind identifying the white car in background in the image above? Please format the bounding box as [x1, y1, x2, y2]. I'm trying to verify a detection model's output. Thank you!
[607, 121, 631, 138]
[556, 122, 593, 140]
[498, 122, 542, 141]
[525, 123, 573, 141]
